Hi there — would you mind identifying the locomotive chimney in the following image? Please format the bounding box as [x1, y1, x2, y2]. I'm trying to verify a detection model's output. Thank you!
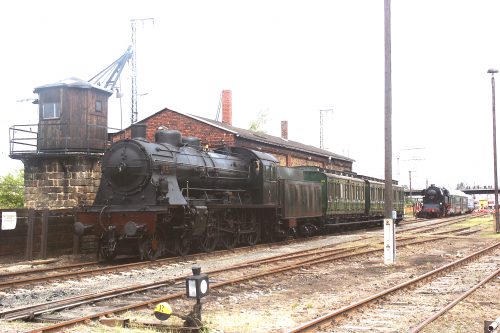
[131, 123, 147, 139]
[221, 90, 232, 125]
[281, 120, 288, 140]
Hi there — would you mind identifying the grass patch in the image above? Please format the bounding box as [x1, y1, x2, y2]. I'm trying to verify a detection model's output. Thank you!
[453, 215, 500, 238]
[453, 216, 492, 228]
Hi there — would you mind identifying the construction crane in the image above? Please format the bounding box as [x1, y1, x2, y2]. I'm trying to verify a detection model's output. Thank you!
[130, 18, 154, 124]
[319, 109, 334, 149]
[88, 46, 133, 91]
[89, 18, 153, 125]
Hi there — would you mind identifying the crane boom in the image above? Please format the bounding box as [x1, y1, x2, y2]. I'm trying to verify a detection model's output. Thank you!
[88, 46, 133, 91]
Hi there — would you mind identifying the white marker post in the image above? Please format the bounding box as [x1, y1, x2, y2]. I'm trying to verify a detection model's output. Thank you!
[384, 210, 396, 264]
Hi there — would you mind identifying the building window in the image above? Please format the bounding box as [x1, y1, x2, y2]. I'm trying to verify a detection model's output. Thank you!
[42, 102, 61, 119]
[96, 100, 102, 112]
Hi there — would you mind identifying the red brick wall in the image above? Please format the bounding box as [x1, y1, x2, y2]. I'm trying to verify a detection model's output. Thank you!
[111, 110, 352, 172]
[221, 90, 232, 125]
[281, 121, 288, 140]
[114, 110, 236, 148]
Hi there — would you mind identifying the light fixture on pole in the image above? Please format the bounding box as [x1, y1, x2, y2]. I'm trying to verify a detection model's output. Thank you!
[487, 68, 500, 233]
[185, 265, 209, 324]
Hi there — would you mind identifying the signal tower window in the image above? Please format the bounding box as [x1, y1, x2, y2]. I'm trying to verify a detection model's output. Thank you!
[96, 100, 102, 112]
[42, 102, 61, 119]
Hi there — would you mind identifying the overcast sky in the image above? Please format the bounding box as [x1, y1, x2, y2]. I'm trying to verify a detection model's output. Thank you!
[1, 0, 500, 190]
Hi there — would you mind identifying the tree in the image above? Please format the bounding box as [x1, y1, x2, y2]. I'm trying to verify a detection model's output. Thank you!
[248, 109, 268, 132]
[0, 169, 24, 208]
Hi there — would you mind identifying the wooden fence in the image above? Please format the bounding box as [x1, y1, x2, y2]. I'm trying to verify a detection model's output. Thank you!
[0, 208, 79, 261]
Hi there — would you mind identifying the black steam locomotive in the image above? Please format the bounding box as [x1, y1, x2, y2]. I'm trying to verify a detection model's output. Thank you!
[417, 184, 473, 218]
[75, 124, 404, 260]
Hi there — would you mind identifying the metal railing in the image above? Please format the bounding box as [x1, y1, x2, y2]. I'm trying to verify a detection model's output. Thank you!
[9, 123, 125, 156]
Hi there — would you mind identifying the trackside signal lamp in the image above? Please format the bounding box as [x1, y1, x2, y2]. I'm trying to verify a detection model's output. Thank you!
[185, 265, 209, 325]
[185, 265, 209, 299]
[153, 266, 210, 330]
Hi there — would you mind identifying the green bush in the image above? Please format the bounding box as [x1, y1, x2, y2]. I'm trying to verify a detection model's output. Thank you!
[0, 169, 24, 208]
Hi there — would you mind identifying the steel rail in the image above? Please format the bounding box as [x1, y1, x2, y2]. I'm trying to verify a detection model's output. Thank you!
[409, 266, 500, 333]
[0, 214, 470, 287]
[399, 216, 468, 233]
[20, 237, 448, 332]
[0, 236, 334, 289]
[0, 260, 123, 280]
[3, 243, 367, 321]
[286, 240, 500, 333]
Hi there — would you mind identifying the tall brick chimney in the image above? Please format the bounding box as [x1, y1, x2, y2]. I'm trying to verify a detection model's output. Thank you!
[221, 90, 232, 125]
[281, 120, 288, 140]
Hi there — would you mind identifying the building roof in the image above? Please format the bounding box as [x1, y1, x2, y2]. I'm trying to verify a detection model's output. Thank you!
[137, 108, 354, 163]
[33, 77, 113, 95]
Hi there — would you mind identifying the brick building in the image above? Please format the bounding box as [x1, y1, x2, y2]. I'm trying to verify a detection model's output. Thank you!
[114, 91, 353, 172]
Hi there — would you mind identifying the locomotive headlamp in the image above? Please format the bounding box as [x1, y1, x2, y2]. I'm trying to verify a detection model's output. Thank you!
[124, 221, 146, 236]
[185, 265, 209, 299]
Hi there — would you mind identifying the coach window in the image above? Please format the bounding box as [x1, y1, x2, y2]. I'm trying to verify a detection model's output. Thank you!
[328, 181, 334, 202]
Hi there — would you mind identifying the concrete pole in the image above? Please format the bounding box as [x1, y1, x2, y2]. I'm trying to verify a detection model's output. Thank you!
[384, 0, 393, 219]
[488, 69, 500, 233]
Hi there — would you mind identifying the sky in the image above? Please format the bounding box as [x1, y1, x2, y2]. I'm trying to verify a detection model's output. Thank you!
[1, 0, 500, 191]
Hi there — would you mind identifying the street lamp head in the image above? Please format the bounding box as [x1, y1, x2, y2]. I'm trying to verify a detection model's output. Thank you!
[488, 69, 499, 74]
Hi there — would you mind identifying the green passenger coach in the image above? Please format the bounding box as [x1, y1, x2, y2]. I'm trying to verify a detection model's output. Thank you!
[300, 167, 404, 226]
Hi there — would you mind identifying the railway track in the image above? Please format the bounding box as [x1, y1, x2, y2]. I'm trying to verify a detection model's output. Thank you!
[287, 241, 500, 333]
[1, 235, 454, 332]
[0, 234, 342, 289]
[1, 240, 380, 322]
[0, 214, 484, 332]
[0, 214, 469, 291]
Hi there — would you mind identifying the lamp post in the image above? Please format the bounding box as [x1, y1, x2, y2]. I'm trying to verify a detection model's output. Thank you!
[487, 68, 500, 233]
[409, 170, 414, 216]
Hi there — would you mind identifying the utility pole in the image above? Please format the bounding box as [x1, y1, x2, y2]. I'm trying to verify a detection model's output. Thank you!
[383, 0, 395, 265]
[319, 109, 334, 149]
[487, 68, 500, 233]
[130, 18, 154, 124]
[409, 170, 414, 216]
[384, 0, 393, 220]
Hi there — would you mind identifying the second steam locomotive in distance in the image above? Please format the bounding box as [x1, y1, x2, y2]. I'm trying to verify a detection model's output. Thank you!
[417, 184, 474, 218]
[75, 124, 405, 260]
